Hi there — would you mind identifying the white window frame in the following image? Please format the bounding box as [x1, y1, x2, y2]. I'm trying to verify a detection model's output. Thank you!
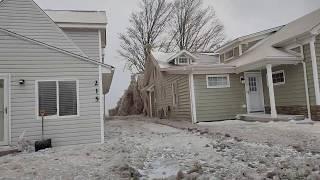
[35, 79, 80, 120]
[272, 70, 285, 86]
[206, 74, 231, 89]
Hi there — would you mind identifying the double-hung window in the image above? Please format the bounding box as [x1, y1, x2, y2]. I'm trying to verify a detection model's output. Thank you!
[272, 70, 285, 85]
[37, 80, 79, 118]
[207, 75, 230, 88]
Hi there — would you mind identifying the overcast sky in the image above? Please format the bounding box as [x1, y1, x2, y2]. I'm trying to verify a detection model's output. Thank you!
[35, 0, 320, 110]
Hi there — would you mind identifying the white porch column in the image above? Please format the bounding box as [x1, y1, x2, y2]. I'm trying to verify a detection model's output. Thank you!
[266, 64, 277, 118]
[310, 38, 320, 105]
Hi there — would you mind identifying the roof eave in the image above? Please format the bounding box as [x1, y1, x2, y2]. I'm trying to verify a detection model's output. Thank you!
[273, 31, 313, 47]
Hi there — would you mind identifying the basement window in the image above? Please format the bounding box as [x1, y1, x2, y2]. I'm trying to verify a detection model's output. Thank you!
[37, 80, 79, 118]
[272, 70, 285, 85]
[207, 75, 230, 88]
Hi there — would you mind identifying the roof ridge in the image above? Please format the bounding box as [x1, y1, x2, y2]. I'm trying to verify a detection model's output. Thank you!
[0, 27, 113, 69]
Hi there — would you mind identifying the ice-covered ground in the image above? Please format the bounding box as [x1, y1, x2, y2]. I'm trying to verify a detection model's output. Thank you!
[1, 116, 320, 179]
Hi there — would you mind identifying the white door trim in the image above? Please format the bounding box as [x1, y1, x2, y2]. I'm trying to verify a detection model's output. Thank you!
[244, 72, 265, 113]
[0, 74, 9, 146]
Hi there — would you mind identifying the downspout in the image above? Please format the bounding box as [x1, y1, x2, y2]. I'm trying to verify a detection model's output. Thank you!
[302, 61, 312, 120]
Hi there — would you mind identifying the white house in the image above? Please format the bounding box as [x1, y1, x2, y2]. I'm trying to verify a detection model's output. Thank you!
[0, 0, 114, 146]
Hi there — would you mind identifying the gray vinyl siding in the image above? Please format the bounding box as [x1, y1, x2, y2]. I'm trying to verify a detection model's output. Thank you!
[194, 74, 246, 122]
[0, 31, 101, 146]
[157, 74, 191, 120]
[0, 0, 84, 56]
[262, 64, 307, 106]
[63, 29, 100, 61]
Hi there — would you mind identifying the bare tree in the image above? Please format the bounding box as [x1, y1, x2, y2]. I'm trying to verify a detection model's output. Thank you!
[118, 0, 172, 73]
[161, 0, 225, 52]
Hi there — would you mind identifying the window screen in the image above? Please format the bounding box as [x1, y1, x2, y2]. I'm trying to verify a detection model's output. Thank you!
[59, 81, 77, 116]
[38, 81, 57, 116]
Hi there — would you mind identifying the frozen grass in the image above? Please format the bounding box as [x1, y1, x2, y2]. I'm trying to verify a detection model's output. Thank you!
[1, 116, 320, 179]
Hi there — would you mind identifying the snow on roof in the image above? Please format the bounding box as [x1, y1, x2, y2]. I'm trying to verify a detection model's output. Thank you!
[45, 10, 107, 25]
[151, 50, 219, 68]
[273, 8, 320, 46]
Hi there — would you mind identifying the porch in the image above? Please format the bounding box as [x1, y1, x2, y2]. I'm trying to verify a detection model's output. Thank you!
[240, 61, 310, 120]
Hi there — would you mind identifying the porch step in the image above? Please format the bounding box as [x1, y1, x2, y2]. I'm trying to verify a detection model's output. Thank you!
[238, 114, 305, 122]
[0, 146, 19, 157]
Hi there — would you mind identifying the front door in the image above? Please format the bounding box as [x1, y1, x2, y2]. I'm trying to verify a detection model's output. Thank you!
[0, 75, 9, 146]
[245, 72, 265, 113]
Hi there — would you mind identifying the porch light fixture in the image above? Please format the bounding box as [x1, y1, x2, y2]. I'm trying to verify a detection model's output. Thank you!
[240, 76, 245, 84]
[19, 79, 25, 85]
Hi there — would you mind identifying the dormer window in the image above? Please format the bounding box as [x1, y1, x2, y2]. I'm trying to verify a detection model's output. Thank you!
[225, 49, 234, 60]
[178, 56, 189, 64]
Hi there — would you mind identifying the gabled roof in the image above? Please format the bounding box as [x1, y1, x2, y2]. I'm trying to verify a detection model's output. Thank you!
[0, 27, 113, 69]
[151, 50, 220, 69]
[0, 0, 86, 57]
[273, 8, 320, 47]
[45, 10, 107, 25]
[216, 26, 283, 52]
[229, 33, 302, 68]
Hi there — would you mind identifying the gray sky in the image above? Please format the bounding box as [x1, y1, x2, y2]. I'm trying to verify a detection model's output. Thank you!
[35, 0, 320, 110]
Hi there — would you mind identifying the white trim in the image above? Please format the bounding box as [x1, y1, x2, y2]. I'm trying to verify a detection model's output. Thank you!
[35, 79, 80, 120]
[266, 64, 277, 118]
[189, 74, 197, 124]
[239, 44, 243, 56]
[244, 72, 265, 113]
[98, 30, 105, 143]
[98, 65, 104, 143]
[272, 70, 286, 86]
[206, 74, 230, 89]
[302, 62, 312, 120]
[0, 74, 9, 146]
[310, 38, 320, 105]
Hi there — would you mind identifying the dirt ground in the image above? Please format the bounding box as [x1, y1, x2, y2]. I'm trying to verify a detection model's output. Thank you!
[1, 116, 320, 179]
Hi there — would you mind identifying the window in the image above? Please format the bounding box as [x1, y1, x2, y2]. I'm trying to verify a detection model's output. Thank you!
[225, 50, 234, 60]
[272, 70, 285, 85]
[37, 80, 78, 118]
[177, 56, 189, 65]
[207, 75, 230, 88]
[172, 82, 178, 106]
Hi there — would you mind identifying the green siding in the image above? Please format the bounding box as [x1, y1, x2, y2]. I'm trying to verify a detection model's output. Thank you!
[194, 74, 246, 122]
[153, 72, 191, 120]
[262, 64, 307, 106]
